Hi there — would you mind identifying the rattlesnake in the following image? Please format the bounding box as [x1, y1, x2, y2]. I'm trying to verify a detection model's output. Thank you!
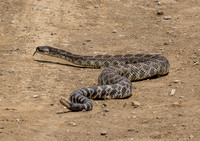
[33, 46, 170, 111]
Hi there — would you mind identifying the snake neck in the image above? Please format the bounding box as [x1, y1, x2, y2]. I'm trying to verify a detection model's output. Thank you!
[46, 48, 102, 67]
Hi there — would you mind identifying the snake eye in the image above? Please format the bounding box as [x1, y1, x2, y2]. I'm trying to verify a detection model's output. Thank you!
[36, 47, 40, 51]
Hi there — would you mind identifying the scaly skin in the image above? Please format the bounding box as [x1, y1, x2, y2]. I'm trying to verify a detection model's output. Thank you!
[34, 46, 170, 111]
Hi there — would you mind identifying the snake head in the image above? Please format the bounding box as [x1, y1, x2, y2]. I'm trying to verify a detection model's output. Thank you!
[33, 46, 67, 59]
[33, 46, 54, 56]
[33, 46, 52, 56]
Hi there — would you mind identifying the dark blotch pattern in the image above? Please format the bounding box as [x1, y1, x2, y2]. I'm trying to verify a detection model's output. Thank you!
[35, 46, 170, 111]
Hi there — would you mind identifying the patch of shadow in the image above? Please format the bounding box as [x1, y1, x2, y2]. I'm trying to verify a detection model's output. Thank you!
[33, 59, 99, 69]
[56, 111, 72, 114]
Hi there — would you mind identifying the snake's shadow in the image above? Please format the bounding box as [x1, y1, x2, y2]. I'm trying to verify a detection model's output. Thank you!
[56, 111, 74, 114]
[33, 59, 99, 69]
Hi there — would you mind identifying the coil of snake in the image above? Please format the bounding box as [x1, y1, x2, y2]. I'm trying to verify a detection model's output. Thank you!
[33, 46, 170, 111]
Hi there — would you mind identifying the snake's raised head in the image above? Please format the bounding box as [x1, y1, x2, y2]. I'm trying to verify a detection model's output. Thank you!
[33, 46, 58, 56]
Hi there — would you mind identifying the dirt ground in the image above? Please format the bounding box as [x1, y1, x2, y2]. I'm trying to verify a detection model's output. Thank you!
[0, 0, 200, 140]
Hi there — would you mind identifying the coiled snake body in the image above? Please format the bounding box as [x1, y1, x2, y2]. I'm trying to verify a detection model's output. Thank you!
[34, 46, 170, 111]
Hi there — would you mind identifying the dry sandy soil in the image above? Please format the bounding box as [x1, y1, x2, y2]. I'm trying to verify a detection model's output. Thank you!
[0, 0, 200, 140]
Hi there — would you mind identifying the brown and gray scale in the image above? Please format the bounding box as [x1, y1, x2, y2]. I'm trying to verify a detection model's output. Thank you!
[33, 46, 170, 111]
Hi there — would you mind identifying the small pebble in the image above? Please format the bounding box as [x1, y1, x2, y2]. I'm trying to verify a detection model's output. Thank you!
[87, 27, 91, 31]
[128, 129, 139, 132]
[163, 16, 172, 20]
[173, 80, 181, 83]
[82, 109, 86, 112]
[157, 1, 161, 5]
[172, 102, 181, 107]
[193, 60, 198, 65]
[33, 95, 38, 98]
[104, 109, 109, 112]
[94, 5, 99, 8]
[164, 42, 169, 45]
[166, 31, 173, 34]
[170, 89, 176, 96]
[112, 30, 117, 33]
[157, 10, 164, 15]
[96, 121, 101, 124]
[178, 113, 183, 116]
[101, 130, 108, 136]
[0, 72, 2, 76]
[86, 39, 91, 42]
[69, 121, 77, 126]
[128, 129, 134, 132]
[189, 135, 194, 139]
[14, 48, 19, 51]
[118, 34, 125, 37]
[131, 101, 141, 108]
[133, 116, 136, 118]
[101, 103, 107, 108]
